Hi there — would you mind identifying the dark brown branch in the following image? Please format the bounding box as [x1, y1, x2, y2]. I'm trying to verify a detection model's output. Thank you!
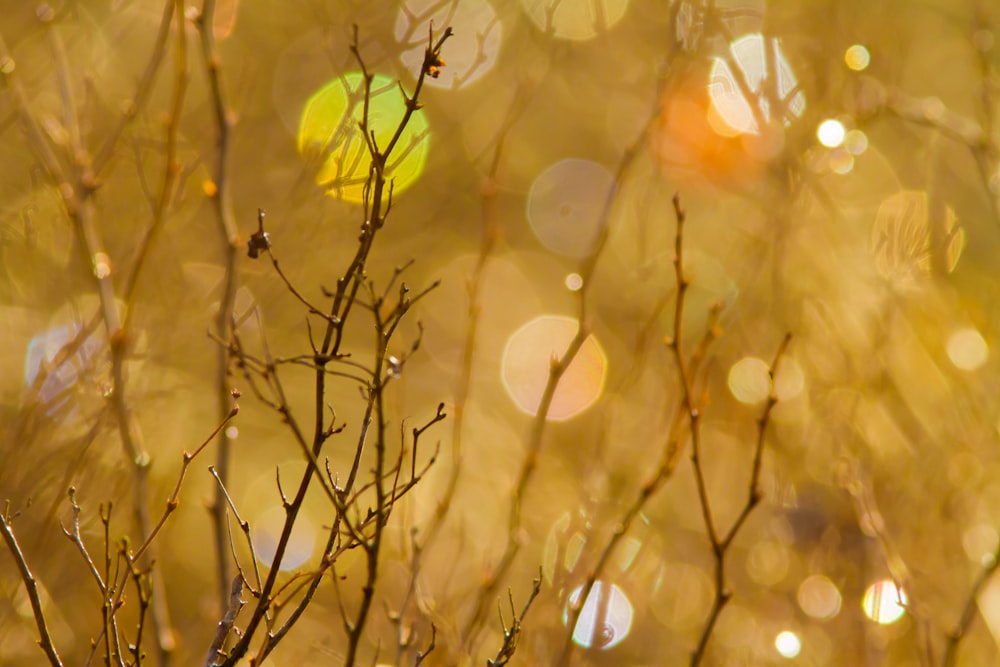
[194, 0, 244, 617]
[204, 576, 245, 667]
[131, 396, 240, 562]
[208, 466, 263, 595]
[217, 26, 450, 665]
[0, 507, 64, 666]
[60, 487, 106, 592]
[487, 571, 542, 667]
[413, 623, 436, 666]
[675, 201, 791, 667]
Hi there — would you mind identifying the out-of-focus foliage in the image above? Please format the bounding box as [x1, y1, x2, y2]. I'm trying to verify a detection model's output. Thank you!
[2, 0, 1000, 665]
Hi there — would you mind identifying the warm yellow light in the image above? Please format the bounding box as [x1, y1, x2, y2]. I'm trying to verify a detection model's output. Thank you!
[93, 252, 112, 279]
[817, 119, 846, 147]
[564, 582, 634, 649]
[728, 356, 770, 405]
[649, 561, 713, 632]
[746, 540, 789, 586]
[871, 190, 964, 285]
[565, 273, 583, 291]
[797, 574, 842, 620]
[828, 148, 855, 175]
[862, 580, 907, 624]
[707, 34, 806, 136]
[947, 328, 988, 370]
[394, 0, 502, 89]
[845, 44, 870, 71]
[298, 73, 430, 202]
[520, 0, 630, 41]
[963, 524, 999, 563]
[775, 630, 801, 658]
[253, 506, 316, 570]
[774, 357, 805, 401]
[844, 129, 869, 155]
[501, 315, 607, 420]
[527, 159, 613, 257]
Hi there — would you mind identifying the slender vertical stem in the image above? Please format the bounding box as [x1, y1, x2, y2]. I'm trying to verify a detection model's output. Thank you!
[194, 0, 241, 616]
[0, 512, 64, 666]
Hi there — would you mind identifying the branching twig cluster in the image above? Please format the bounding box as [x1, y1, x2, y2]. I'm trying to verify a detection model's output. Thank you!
[666, 195, 792, 665]
[0, 1, 194, 658]
[1, 16, 452, 667]
[205, 24, 453, 667]
[487, 571, 542, 667]
[10, 4, 998, 667]
[1, 396, 237, 667]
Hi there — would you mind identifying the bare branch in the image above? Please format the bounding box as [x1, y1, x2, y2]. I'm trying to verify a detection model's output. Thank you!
[0, 507, 64, 666]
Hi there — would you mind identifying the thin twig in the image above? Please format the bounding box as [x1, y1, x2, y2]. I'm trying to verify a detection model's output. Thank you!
[0, 507, 64, 666]
[60, 487, 106, 592]
[131, 396, 240, 562]
[194, 0, 244, 616]
[463, 91, 657, 653]
[487, 570, 543, 667]
[208, 466, 263, 594]
[204, 576, 245, 667]
[413, 623, 437, 666]
[676, 197, 791, 666]
[217, 27, 451, 665]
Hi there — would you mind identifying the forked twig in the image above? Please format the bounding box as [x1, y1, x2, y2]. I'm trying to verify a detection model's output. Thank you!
[487, 570, 543, 667]
[674, 195, 793, 667]
[0, 506, 64, 666]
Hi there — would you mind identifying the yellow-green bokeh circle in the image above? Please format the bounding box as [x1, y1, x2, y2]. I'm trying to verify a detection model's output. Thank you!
[297, 73, 430, 203]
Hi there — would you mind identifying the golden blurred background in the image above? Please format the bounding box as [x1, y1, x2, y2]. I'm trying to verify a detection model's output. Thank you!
[2, 0, 1000, 665]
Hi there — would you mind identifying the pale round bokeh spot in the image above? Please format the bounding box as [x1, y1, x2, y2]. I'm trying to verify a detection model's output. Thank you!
[501, 315, 607, 420]
[797, 574, 842, 620]
[419, 253, 542, 371]
[520, 0, 629, 41]
[716, 603, 758, 648]
[565, 272, 584, 291]
[871, 190, 964, 286]
[817, 119, 846, 148]
[828, 148, 855, 175]
[947, 328, 988, 371]
[527, 158, 614, 257]
[775, 357, 805, 401]
[253, 505, 317, 571]
[845, 44, 871, 71]
[962, 524, 998, 564]
[746, 540, 790, 586]
[298, 73, 430, 202]
[650, 561, 713, 632]
[394, 0, 502, 89]
[844, 129, 869, 156]
[862, 580, 907, 624]
[565, 581, 634, 649]
[728, 356, 770, 405]
[25, 322, 106, 407]
[708, 34, 806, 136]
[243, 461, 322, 571]
[775, 630, 802, 659]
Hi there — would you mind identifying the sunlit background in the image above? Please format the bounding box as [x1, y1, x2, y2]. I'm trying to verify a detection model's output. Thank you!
[3, 0, 1000, 665]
